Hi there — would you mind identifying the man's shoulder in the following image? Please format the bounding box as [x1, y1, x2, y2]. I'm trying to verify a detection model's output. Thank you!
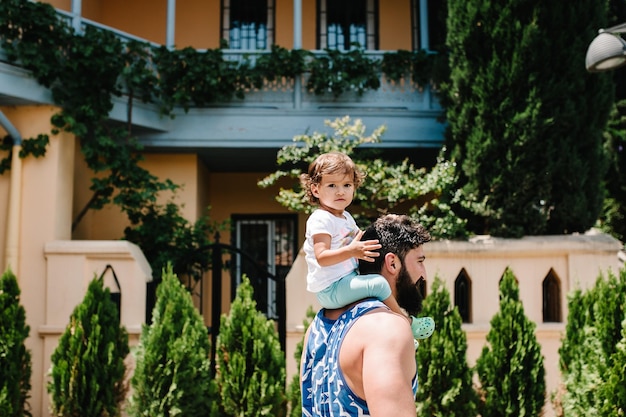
[350, 303, 412, 340]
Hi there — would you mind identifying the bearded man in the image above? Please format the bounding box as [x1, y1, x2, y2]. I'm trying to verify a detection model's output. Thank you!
[301, 214, 432, 417]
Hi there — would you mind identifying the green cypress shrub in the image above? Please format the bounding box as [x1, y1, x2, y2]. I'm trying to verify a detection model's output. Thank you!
[416, 276, 478, 416]
[0, 269, 32, 417]
[557, 269, 626, 416]
[215, 276, 287, 417]
[48, 276, 129, 417]
[127, 266, 216, 417]
[599, 318, 626, 416]
[557, 287, 590, 374]
[442, 0, 612, 237]
[475, 268, 545, 416]
[559, 325, 606, 417]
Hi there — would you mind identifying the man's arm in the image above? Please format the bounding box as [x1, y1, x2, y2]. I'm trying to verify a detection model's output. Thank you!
[342, 311, 417, 417]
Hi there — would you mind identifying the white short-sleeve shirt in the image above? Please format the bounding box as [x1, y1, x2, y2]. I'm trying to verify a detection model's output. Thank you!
[304, 209, 359, 292]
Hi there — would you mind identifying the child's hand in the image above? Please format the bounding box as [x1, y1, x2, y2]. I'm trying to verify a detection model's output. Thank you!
[350, 230, 382, 262]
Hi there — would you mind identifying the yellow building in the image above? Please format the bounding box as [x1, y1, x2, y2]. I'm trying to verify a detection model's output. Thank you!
[0, 1, 623, 417]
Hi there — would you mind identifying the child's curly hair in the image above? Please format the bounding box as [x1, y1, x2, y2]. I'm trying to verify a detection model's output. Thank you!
[299, 152, 366, 204]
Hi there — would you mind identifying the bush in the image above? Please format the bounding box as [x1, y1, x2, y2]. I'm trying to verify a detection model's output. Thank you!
[475, 268, 545, 417]
[556, 268, 626, 416]
[48, 276, 129, 417]
[127, 266, 216, 416]
[215, 276, 287, 417]
[416, 276, 478, 416]
[599, 318, 626, 416]
[0, 269, 32, 417]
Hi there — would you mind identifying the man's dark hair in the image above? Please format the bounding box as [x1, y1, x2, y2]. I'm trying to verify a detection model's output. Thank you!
[358, 214, 431, 275]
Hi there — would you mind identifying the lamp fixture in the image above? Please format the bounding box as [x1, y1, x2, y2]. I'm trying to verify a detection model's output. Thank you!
[586, 22, 626, 72]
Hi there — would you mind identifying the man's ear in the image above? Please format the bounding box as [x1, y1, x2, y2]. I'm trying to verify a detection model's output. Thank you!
[383, 253, 398, 273]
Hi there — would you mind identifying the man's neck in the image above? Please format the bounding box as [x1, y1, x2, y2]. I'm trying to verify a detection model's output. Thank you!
[322, 299, 366, 320]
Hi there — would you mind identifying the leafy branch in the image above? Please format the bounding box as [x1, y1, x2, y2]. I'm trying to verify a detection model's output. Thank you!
[258, 116, 468, 238]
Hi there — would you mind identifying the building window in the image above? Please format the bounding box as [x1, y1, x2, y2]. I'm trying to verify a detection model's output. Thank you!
[454, 268, 472, 323]
[231, 215, 296, 319]
[410, 0, 447, 51]
[318, 0, 377, 51]
[543, 269, 562, 322]
[222, 0, 274, 50]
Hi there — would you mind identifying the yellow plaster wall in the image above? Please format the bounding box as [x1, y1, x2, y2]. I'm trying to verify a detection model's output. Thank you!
[81, 0, 104, 22]
[99, 0, 168, 44]
[73, 152, 204, 241]
[43, 0, 70, 11]
[379, 0, 413, 50]
[173, 0, 221, 49]
[0, 105, 75, 417]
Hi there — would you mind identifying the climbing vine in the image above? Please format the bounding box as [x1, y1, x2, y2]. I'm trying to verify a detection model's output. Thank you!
[0, 0, 441, 278]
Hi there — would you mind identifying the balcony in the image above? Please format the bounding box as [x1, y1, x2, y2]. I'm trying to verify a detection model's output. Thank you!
[0, 6, 446, 171]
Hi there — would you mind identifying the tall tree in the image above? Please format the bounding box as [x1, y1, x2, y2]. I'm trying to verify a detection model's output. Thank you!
[48, 276, 129, 417]
[0, 269, 31, 417]
[475, 268, 545, 416]
[416, 276, 478, 416]
[442, 0, 613, 237]
[598, 0, 626, 243]
[128, 266, 217, 417]
[215, 276, 287, 417]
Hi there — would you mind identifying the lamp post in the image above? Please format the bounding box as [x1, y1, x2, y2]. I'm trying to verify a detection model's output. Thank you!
[586, 22, 626, 72]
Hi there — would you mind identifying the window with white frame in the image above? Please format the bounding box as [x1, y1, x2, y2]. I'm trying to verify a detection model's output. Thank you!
[222, 0, 274, 50]
[318, 0, 377, 51]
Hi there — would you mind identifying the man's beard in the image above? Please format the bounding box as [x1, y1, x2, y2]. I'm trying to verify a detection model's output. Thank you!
[395, 265, 424, 317]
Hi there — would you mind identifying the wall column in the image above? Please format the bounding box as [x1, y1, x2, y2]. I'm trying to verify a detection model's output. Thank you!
[1, 105, 75, 417]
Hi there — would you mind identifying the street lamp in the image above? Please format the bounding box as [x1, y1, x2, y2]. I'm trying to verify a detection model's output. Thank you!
[586, 22, 626, 72]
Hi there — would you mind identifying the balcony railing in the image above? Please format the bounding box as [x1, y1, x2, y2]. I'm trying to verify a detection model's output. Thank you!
[50, 8, 442, 113]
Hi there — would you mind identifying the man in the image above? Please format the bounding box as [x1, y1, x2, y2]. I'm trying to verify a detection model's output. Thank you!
[301, 214, 431, 417]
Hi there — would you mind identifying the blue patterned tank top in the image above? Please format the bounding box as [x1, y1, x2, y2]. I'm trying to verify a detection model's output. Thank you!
[301, 298, 418, 417]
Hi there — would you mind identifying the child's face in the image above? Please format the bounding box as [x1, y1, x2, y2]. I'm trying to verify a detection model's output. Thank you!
[311, 173, 355, 216]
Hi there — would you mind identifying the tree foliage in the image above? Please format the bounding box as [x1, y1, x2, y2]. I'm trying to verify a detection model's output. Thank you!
[598, 99, 626, 243]
[258, 116, 468, 238]
[215, 276, 287, 417]
[0, 269, 32, 417]
[441, 0, 613, 237]
[475, 268, 545, 417]
[599, 318, 626, 416]
[556, 268, 626, 416]
[128, 266, 216, 417]
[48, 276, 129, 417]
[416, 276, 478, 416]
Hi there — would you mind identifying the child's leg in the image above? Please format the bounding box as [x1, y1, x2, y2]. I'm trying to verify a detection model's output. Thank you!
[316, 272, 362, 309]
[317, 272, 392, 309]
